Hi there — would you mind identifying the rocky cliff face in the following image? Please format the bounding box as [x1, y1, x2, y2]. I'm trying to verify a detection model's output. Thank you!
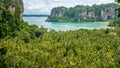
[101, 7, 117, 20]
[51, 7, 67, 17]
[0, 0, 24, 21]
[47, 3, 120, 22]
[0, 0, 24, 38]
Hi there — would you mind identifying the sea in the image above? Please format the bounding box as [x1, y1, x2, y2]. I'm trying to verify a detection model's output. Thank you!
[23, 17, 109, 31]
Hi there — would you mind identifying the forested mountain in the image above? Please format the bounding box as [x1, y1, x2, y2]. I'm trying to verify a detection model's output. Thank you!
[46, 3, 120, 22]
[0, 0, 120, 68]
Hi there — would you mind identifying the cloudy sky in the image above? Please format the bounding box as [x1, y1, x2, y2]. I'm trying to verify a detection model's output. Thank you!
[23, 0, 115, 15]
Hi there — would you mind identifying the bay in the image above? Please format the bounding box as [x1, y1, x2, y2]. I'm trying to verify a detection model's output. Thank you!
[23, 17, 109, 31]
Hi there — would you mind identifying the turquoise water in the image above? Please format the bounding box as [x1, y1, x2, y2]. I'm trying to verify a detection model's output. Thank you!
[23, 17, 109, 31]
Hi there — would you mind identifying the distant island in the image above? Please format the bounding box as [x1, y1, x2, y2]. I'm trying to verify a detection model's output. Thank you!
[46, 3, 120, 22]
[23, 14, 49, 17]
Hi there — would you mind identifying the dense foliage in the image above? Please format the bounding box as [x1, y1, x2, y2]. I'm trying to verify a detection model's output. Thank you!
[109, 18, 120, 27]
[0, 25, 120, 68]
[108, 0, 120, 27]
[0, 0, 23, 38]
[47, 3, 120, 22]
[116, 0, 120, 17]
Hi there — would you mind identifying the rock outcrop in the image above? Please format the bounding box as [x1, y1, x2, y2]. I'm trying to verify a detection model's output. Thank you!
[46, 3, 120, 22]
[101, 7, 117, 20]
[51, 6, 67, 17]
[0, 0, 24, 38]
[0, 0, 24, 21]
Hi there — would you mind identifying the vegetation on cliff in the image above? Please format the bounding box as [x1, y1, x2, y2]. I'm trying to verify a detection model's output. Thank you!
[0, 0, 24, 38]
[116, 0, 120, 17]
[0, 0, 120, 68]
[108, 0, 120, 27]
[109, 18, 120, 27]
[46, 3, 120, 22]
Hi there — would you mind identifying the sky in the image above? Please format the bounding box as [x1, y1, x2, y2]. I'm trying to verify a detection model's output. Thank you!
[23, 0, 115, 15]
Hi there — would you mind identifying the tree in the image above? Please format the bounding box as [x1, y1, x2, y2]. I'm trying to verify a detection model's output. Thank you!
[115, 0, 120, 17]
[116, 0, 120, 3]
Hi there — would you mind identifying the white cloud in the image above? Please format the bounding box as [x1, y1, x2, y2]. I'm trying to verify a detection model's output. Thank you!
[23, 0, 115, 14]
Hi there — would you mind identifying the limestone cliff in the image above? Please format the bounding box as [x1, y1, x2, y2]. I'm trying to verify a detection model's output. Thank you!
[0, 0, 24, 38]
[46, 3, 120, 22]
[101, 7, 117, 20]
[51, 6, 67, 17]
[0, 0, 24, 21]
